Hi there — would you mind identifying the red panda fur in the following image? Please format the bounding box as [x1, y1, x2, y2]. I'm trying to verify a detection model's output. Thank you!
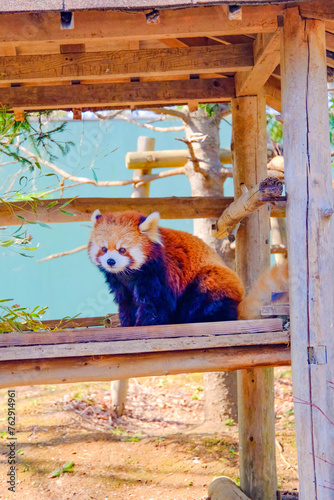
[238, 261, 289, 319]
[88, 210, 288, 325]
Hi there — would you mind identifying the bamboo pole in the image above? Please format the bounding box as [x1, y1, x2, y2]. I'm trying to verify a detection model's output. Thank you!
[282, 8, 334, 499]
[232, 91, 277, 499]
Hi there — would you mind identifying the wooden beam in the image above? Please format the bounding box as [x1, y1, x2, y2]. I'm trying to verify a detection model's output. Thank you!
[232, 90, 277, 499]
[0, 345, 291, 389]
[0, 6, 281, 48]
[298, 1, 334, 21]
[0, 196, 287, 226]
[264, 76, 281, 112]
[282, 8, 334, 499]
[126, 148, 232, 169]
[0, 44, 253, 83]
[235, 29, 282, 96]
[0, 79, 235, 110]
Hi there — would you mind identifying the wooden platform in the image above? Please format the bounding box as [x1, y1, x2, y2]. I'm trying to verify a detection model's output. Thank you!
[0, 318, 291, 388]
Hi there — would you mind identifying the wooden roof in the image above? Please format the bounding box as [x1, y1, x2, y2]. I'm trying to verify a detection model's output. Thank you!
[0, 0, 332, 114]
[0, 0, 313, 14]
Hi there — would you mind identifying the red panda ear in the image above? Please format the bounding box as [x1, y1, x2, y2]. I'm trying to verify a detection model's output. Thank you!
[91, 209, 102, 225]
[139, 212, 162, 244]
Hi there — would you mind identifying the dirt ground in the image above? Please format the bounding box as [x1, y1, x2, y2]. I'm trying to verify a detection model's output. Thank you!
[0, 369, 298, 500]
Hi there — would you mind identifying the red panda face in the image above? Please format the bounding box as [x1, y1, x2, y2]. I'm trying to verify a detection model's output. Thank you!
[88, 210, 161, 274]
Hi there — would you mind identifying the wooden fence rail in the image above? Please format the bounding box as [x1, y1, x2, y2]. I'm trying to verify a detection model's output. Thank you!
[0, 196, 286, 226]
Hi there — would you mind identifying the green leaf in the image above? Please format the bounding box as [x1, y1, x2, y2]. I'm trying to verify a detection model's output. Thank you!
[59, 210, 74, 216]
[45, 201, 58, 209]
[92, 169, 98, 182]
[59, 196, 78, 209]
[16, 216, 36, 225]
[37, 221, 51, 229]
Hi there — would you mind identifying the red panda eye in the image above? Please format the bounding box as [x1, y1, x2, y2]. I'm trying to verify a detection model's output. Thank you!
[101, 246, 108, 254]
[119, 247, 126, 254]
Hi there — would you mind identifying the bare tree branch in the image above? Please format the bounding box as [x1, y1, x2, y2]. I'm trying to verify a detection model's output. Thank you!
[176, 135, 208, 178]
[143, 107, 188, 122]
[16, 144, 186, 190]
[38, 244, 88, 263]
[94, 111, 185, 132]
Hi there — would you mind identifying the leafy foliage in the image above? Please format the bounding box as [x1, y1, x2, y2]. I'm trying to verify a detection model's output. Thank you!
[267, 113, 283, 144]
[0, 108, 73, 169]
[50, 461, 75, 478]
[0, 109, 74, 254]
[0, 299, 48, 333]
[198, 103, 221, 117]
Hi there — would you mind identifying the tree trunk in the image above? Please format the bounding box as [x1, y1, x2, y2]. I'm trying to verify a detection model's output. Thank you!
[183, 106, 238, 423]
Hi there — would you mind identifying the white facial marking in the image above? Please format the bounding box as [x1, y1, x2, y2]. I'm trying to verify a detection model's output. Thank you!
[98, 249, 130, 273]
[88, 242, 100, 265]
[116, 239, 123, 250]
[130, 246, 145, 269]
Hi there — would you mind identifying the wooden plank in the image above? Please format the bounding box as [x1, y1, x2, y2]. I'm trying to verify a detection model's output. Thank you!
[126, 148, 232, 169]
[0, 196, 287, 226]
[232, 90, 277, 499]
[0, 6, 281, 47]
[0, 330, 290, 361]
[0, 78, 235, 110]
[0, 44, 253, 83]
[236, 29, 282, 97]
[0, 318, 283, 347]
[0, 345, 291, 389]
[282, 8, 334, 499]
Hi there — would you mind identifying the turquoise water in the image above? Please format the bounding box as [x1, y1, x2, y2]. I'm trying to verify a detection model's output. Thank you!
[0, 117, 232, 320]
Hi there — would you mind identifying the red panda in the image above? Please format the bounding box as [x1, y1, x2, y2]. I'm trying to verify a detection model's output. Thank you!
[88, 210, 245, 326]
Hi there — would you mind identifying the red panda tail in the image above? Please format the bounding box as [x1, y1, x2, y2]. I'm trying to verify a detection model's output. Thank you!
[238, 261, 289, 320]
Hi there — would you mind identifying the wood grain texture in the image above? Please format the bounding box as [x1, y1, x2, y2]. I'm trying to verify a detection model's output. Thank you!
[232, 91, 277, 500]
[212, 177, 283, 238]
[235, 29, 282, 97]
[0, 345, 291, 389]
[282, 8, 334, 499]
[0, 44, 253, 83]
[0, 196, 286, 226]
[0, 318, 283, 347]
[0, 79, 235, 111]
[0, 6, 281, 46]
[0, 331, 290, 361]
[126, 148, 232, 169]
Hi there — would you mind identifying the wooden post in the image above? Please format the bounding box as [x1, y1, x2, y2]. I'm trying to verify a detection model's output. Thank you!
[111, 136, 156, 415]
[231, 91, 277, 499]
[131, 136, 155, 198]
[282, 8, 334, 499]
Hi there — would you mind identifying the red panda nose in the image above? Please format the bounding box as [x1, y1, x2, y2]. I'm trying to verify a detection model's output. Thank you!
[107, 258, 116, 267]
